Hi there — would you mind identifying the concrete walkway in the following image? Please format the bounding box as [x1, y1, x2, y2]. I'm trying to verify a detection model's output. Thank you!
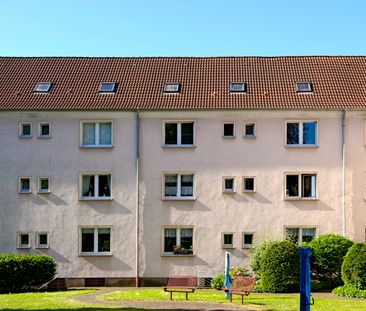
[70, 287, 256, 310]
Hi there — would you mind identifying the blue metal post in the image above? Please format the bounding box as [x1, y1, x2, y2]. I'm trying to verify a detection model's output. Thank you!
[300, 247, 312, 311]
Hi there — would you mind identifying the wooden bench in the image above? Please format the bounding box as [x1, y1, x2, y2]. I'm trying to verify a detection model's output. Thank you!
[224, 276, 256, 304]
[163, 275, 197, 300]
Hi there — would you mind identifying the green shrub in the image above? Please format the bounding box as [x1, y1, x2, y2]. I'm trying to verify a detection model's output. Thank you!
[332, 284, 366, 298]
[309, 234, 353, 288]
[0, 254, 56, 293]
[250, 239, 275, 277]
[210, 266, 252, 290]
[260, 240, 299, 292]
[211, 273, 224, 290]
[341, 243, 366, 289]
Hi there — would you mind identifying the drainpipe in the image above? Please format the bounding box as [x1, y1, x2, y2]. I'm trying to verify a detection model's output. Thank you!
[341, 110, 346, 236]
[135, 110, 140, 287]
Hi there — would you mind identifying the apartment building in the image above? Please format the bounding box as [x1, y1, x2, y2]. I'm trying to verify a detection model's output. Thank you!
[0, 57, 365, 286]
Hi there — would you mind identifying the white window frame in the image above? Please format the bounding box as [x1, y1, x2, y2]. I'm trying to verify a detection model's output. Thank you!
[163, 82, 181, 93]
[99, 82, 117, 93]
[285, 120, 318, 147]
[79, 226, 112, 256]
[17, 232, 31, 248]
[285, 172, 317, 200]
[243, 176, 256, 193]
[37, 177, 50, 193]
[34, 82, 52, 93]
[19, 122, 32, 138]
[38, 122, 51, 138]
[244, 122, 256, 139]
[80, 173, 113, 200]
[296, 82, 313, 93]
[229, 82, 247, 93]
[162, 172, 195, 200]
[223, 176, 235, 193]
[80, 120, 113, 148]
[162, 120, 195, 147]
[222, 232, 235, 249]
[18, 177, 31, 193]
[36, 232, 49, 249]
[284, 226, 317, 244]
[242, 232, 254, 249]
[161, 226, 194, 256]
[223, 122, 236, 138]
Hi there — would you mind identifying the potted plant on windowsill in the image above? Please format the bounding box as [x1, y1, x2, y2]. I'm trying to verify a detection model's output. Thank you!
[173, 245, 193, 255]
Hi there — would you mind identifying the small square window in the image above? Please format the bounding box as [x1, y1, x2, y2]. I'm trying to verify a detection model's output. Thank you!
[34, 82, 52, 93]
[244, 122, 256, 138]
[230, 82, 246, 93]
[36, 232, 49, 248]
[223, 123, 235, 137]
[19, 177, 31, 193]
[243, 177, 255, 192]
[17, 233, 30, 248]
[164, 83, 181, 93]
[19, 122, 32, 137]
[38, 177, 50, 193]
[243, 233, 254, 248]
[38, 122, 50, 138]
[223, 177, 235, 193]
[222, 233, 234, 248]
[99, 82, 117, 93]
[296, 82, 312, 93]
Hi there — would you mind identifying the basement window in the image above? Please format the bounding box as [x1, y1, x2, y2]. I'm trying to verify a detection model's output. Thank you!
[34, 82, 52, 93]
[230, 82, 246, 93]
[164, 83, 181, 93]
[296, 82, 312, 93]
[99, 82, 117, 93]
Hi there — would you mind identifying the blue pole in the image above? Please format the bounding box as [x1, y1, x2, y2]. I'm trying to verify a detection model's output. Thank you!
[300, 247, 312, 311]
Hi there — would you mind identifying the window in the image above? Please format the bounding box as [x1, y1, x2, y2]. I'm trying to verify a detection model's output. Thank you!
[36, 232, 49, 248]
[164, 121, 194, 146]
[286, 121, 317, 146]
[163, 173, 194, 199]
[99, 82, 117, 93]
[163, 227, 193, 255]
[81, 121, 112, 147]
[243, 233, 254, 248]
[19, 177, 31, 193]
[243, 177, 255, 192]
[223, 122, 235, 137]
[223, 177, 235, 193]
[286, 173, 316, 199]
[222, 233, 234, 248]
[17, 233, 30, 248]
[80, 227, 111, 255]
[296, 82, 313, 93]
[38, 177, 50, 193]
[81, 174, 112, 200]
[230, 82, 247, 93]
[38, 122, 50, 138]
[34, 82, 52, 93]
[163, 82, 181, 93]
[244, 122, 256, 138]
[19, 122, 32, 137]
[285, 227, 316, 244]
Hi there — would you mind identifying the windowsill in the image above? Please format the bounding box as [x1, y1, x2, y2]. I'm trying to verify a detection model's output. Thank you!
[38, 191, 50, 194]
[223, 190, 236, 194]
[222, 246, 235, 249]
[222, 136, 236, 139]
[17, 246, 30, 249]
[18, 136, 32, 139]
[80, 145, 113, 149]
[162, 197, 196, 201]
[79, 197, 113, 201]
[79, 252, 112, 257]
[18, 191, 31, 194]
[161, 253, 195, 257]
[243, 190, 256, 193]
[284, 197, 319, 201]
[243, 135, 256, 139]
[38, 136, 51, 139]
[242, 246, 253, 249]
[36, 246, 49, 249]
[285, 144, 319, 148]
[162, 145, 196, 148]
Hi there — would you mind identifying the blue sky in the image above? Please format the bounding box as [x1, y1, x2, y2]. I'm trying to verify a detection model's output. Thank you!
[0, 0, 365, 57]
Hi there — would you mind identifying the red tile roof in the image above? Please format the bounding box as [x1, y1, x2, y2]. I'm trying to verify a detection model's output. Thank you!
[0, 56, 366, 110]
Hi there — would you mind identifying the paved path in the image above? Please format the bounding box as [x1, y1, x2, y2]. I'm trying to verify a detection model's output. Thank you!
[71, 287, 255, 311]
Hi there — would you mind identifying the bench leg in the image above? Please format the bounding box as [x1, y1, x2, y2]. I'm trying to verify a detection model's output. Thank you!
[186, 292, 188, 300]
[241, 294, 244, 305]
[170, 292, 172, 300]
[230, 293, 232, 302]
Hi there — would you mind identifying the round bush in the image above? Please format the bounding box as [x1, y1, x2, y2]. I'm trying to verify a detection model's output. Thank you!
[0, 254, 56, 293]
[250, 239, 275, 277]
[260, 240, 299, 292]
[309, 234, 353, 288]
[211, 273, 224, 290]
[341, 243, 366, 289]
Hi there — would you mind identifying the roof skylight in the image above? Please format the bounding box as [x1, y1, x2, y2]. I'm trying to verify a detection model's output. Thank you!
[230, 82, 247, 93]
[164, 82, 181, 93]
[99, 82, 117, 93]
[296, 82, 313, 93]
[34, 82, 52, 93]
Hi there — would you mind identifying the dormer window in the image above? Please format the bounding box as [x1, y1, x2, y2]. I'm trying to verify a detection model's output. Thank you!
[296, 82, 313, 93]
[99, 82, 117, 93]
[164, 83, 181, 93]
[34, 82, 52, 93]
[230, 82, 246, 93]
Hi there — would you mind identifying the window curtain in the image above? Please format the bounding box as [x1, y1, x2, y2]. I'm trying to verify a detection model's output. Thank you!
[165, 175, 177, 196]
[181, 175, 193, 196]
[165, 228, 177, 237]
[180, 228, 193, 237]
[99, 123, 112, 145]
[83, 123, 95, 145]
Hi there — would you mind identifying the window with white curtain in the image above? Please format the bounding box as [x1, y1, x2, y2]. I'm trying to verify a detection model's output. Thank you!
[285, 173, 316, 199]
[163, 173, 194, 199]
[285, 227, 316, 244]
[81, 121, 112, 147]
[81, 174, 112, 199]
[163, 227, 193, 255]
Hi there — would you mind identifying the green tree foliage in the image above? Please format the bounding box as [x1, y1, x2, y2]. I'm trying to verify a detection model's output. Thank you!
[250, 239, 275, 277]
[341, 243, 366, 289]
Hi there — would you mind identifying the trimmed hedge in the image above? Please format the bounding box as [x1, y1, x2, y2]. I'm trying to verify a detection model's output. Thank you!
[309, 234, 353, 288]
[333, 284, 366, 299]
[260, 240, 299, 292]
[341, 243, 366, 289]
[0, 254, 56, 293]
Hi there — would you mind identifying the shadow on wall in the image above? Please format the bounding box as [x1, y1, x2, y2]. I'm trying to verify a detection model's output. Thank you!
[162, 200, 211, 211]
[79, 200, 132, 215]
[35, 248, 71, 264]
[81, 255, 133, 272]
[286, 199, 334, 211]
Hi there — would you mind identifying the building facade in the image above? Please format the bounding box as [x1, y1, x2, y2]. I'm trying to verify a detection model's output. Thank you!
[0, 57, 365, 286]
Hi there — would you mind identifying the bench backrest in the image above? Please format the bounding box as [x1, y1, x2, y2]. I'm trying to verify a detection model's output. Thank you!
[167, 275, 197, 288]
[232, 276, 256, 291]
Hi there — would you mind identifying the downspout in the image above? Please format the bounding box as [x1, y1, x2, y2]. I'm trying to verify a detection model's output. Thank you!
[135, 110, 140, 287]
[341, 109, 346, 236]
